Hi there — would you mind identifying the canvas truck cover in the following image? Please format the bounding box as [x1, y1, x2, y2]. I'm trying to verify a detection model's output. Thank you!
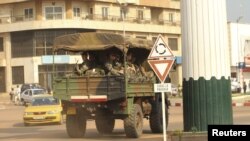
[53, 32, 153, 52]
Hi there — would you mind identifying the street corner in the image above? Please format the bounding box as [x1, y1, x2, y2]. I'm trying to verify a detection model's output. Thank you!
[171, 102, 250, 107]
[232, 101, 250, 107]
[0, 93, 12, 105]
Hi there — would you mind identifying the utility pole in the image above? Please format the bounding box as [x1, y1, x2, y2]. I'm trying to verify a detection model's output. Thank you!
[181, 0, 233, 131]
[237, 16, 243, 92]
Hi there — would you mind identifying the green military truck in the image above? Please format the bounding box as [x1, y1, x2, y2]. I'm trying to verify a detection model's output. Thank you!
[52, 32, 169, 138]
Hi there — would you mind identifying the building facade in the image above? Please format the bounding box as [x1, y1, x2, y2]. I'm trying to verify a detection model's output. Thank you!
[228, 22, 250, 92]
[0, 0, 181, 93]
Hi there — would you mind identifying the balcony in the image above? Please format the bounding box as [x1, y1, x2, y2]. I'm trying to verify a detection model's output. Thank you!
[0, 15, 34, 24]
[0, 14, 181, 34]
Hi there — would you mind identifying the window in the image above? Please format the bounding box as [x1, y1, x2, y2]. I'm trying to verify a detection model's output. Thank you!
[12, 30, 78, 57]
[136, 36, 146, 39]
[168, 38, 178, 51]
[102, 7, 108, 19]
[120, 7, 127, 19]
[0, 67, 6, 92]
[24, 8, 33, 19]
[12, 66, 24, 84]
[169, 13, 174, 22]
[0, 37, 3, 51]
[11, 31, 34, 58]
[35, 30, 78, 56]
[89, 7, 93, 14]
[137, 10, 144, 20]
[73, 7, 81, 18]
[45, 6, 63, 20]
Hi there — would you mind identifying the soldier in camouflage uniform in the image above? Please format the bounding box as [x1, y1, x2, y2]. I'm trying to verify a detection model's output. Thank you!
[104, 52, 124, 76]
[76, 52, 105, 76]
[126, 52, 137, 82]
[126, 52, 145, 82]
[75, 52, 91, 76]
[126, 52, 154, 82]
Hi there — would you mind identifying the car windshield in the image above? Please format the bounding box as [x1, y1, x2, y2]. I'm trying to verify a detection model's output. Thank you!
[32, 97, 59, 106]
[33, 89, 45, 95]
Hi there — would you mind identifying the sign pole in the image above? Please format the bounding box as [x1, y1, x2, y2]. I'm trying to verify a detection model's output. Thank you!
[161, 84, 167, 141]
[148, 34, 175, 141]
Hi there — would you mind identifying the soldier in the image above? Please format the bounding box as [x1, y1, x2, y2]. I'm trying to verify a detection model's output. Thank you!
[126, 51, 154, 82]
[84, 54, 105, 76]
[76, 52, 104, 76]
[126, 52, 137, 81]
[104, 52, 124, 75]
[75, 52, 91, 76]
[126, 52, 145, 82]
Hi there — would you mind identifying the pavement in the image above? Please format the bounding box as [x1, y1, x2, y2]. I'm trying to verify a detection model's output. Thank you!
[1, 92, 249, 141]
[0, 93, 11, 105]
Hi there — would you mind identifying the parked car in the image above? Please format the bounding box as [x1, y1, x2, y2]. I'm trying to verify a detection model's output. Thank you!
[171, 84, 178, 96]
[231, 81, 241, 93]
[20, 88, 47, 105]
[21, 83, 45, 93]
[23, 95, 63, 126]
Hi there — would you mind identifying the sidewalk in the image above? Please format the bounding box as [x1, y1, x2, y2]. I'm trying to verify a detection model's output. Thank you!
[0, 93, 11, 104]
[169, 94, 250, 107]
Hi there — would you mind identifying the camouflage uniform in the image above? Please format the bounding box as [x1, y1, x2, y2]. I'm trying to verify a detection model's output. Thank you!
[126, 52, 145, 82]
[105, 60, 123, 76]
[126, 62, 138, 82]
[139, 66, 155, 82]
[85, 68, 105, 76]
[75, 61, 91, 76]
[104, 52, 124, 76]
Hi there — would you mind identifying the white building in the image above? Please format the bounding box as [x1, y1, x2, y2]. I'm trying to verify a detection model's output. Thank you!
[228, 22, 250, 92]
[0, 0, 182, 93]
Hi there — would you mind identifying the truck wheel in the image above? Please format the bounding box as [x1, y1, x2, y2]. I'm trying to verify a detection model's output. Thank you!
[149, 100, 169, 133]
[66, 114, 86, 138]
[124, 104, 143, 138]
[95, 111, 115, 134]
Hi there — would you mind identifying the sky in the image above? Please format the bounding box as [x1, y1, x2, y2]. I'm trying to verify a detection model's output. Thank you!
[226, 0, 250, 23]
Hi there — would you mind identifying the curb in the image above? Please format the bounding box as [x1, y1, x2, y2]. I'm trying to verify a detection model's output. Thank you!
[232, 102, 250, 107]
[171, 102, 250, 107]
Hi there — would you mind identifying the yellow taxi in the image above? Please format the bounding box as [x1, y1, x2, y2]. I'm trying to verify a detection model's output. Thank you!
[23, 94, 63, 126]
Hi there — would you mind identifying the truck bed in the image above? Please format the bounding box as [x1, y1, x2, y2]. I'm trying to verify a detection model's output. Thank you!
[53, 75, 155, 102]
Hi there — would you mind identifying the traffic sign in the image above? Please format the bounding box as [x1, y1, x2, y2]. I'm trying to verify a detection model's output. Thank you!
[148, 59, 175, 83]
[147, 34, 175, 141]
[148, 34, 174, 59]
[154, 83, 171, 92]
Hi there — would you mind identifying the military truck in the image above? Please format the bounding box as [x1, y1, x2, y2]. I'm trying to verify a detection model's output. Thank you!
[52, 32, 169, 138]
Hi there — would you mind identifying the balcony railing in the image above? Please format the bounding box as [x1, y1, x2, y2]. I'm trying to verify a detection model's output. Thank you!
[0, 14, 180, 26]
[0, 15, 33, 24]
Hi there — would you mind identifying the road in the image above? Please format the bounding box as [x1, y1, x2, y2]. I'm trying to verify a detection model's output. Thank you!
[0, 103, 250, 141]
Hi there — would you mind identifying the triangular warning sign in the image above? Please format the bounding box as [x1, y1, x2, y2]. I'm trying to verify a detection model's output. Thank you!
[148, 59, 174, 83]
[148, 34, 174, 59]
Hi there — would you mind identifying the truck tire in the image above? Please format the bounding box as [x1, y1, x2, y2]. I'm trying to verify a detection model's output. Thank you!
[66, 114, 86, 138]
[149, 100, 169, 133]
[95, 110, 115, 134]
[124, 104, 143, 138]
